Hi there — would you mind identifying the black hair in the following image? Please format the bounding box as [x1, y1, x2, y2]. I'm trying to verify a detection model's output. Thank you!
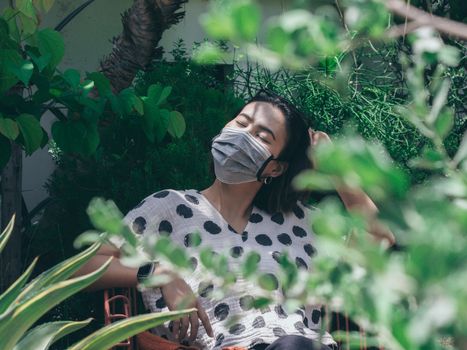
[247, 89, 313, 214]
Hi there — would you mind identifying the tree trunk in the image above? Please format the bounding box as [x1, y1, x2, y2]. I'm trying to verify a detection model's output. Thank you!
[100, 0, 188, 92]
[0, 142, 23, 293]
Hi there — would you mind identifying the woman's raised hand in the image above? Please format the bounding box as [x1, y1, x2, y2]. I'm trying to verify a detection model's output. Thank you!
[158, 269, 214, 342]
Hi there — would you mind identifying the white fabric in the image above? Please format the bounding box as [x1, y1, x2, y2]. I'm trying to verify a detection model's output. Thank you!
[116, 189, 335, 349]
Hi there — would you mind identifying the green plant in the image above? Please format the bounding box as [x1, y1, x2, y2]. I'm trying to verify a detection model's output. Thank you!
[0, 214, 193, 350]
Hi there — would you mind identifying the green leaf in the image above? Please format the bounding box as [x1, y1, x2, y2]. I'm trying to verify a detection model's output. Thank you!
[17, 243, 102, 303]
[19, 11, 38, 35]
[118, 88, 137, 114]
[0, 49, 22, 93]
[242, 251, 260, 278]
[2, 8, 21, 43]
[34, 28, 64, 69]
[267, 25, 290, 54]
[86, 198, 124, 236]
[26, 47, 51, 72]
[63, 69, 81, 88]
[0, 117, 20, 140]
[16, 0, 35, 18]
[16, 113, 43, 155]
[0, 258, 111, 350]
[167, 111, 185, 139]
[0, 134, 11, 169]
[192, 42, 224, 65]
[14, 319, 91, 350]
[7, 59, 34, 85]
[147, 84, 171, 106]
[0, 215, 15, 253]
[88, 72, 111, 97]
[257, 273, 279, 291]
[32, 0, 55, 13]
[134, 96, 144, 115]
[434, 109, 454, 139]
[453, 131, 467, 165]
[0, 257, 38, 314]
[200, 12, 235, 40]
[67, 309, 195, 350]
[232, 1, 261, 41]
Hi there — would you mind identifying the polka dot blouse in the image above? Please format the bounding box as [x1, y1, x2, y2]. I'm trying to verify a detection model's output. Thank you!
[119, 189, 336, 349]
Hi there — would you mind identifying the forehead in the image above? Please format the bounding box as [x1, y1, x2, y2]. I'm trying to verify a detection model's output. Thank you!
[240, 101, 287, 134]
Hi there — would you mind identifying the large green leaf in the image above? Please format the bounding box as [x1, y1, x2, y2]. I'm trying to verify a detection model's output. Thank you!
[16, 0, 35, 18]
[0, 257, 38, 315]
[0, 116, 19, 140]
[232, 1, 261, 41]
[0, 258, 111, 350]
[0, 49, 21, 93]
[167, 111, 186, 139]
[14, 319, 91, 350]
[19, 12, 38, 35]
[17, 243, 101, 303]
[0, 215, 15, 253]
[16, 113, 43, 155]
[34, 28, 64, 69]
[6, 59, 34, 85]
[2, 8, 20, 43]
[67, 309, 195, 350]
[88, 72, 111, 97]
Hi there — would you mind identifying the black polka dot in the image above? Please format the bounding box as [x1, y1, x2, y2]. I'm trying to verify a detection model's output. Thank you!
[294, 321, 306, 334]
[239, 295, 254, 311]
[184, 233, 201, 247]
[304, 244, 316, 257]
[250, 338, 265, 347]
[293, 204, 305, 219]
[184, 194, 199, 204]
[176, 204, 193, 218]
[189, 257, 198, 270]
[292, 225, 307, 238]
[133, 200, 145, 209]
[311, 309, 321, 323]
[228, 225, 237, 233]
[229, 323, 246, 335]
[155, 296, 166, 308]
[255, 234, 272, 246]
[303, 316, 309, 327]
[158, 220, 172, 235]
[258, 273, 279, 290]
[271, 212, 284, 225]
[204, 221, 222, 234]
[132, 217, 146, 234]
[214, 303, 230, 321]
[296, 257, 308, 269]
[273, 327, 286, 337]
[249, 213, 263, 223]
[230, 246, 244, 258]
[252, 316, 265, 328]
[153, 190, 169, 198]
[198, 281, 214, 297]
[274, 305, 288, 318]
[215, 333, 225, 347]
[241, 231, 248, 242]
[277, 233, 292, 246]
[272, 251, 282, 263]
[295, 308, 305, 317]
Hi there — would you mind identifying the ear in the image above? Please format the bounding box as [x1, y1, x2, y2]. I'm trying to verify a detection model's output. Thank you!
[271, 160, 288, 178]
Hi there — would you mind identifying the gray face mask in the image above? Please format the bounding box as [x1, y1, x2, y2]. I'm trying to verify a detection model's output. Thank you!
[211, 127, 274, 184]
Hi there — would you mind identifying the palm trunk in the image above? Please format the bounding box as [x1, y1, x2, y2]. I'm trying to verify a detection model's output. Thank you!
[100, 0, 188, 92]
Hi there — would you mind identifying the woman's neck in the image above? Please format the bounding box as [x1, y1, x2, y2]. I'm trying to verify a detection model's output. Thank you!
[201, 179, 262, 221]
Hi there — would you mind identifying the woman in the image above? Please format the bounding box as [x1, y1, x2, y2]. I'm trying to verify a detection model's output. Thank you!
[77, 89, 394, 350]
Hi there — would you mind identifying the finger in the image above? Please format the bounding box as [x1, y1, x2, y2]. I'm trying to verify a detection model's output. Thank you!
[189, 311, 200, 342]
[179, 316, 190, 341]
[172, 320, 180, 339]
[196, 301, 214, 337]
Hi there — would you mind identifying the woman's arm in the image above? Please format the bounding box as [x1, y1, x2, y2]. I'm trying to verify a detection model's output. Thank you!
[309, 129, 395, 246]
[73, 244, 138, 291]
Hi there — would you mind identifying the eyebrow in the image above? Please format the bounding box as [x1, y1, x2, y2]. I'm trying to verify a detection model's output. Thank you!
[238, 113, 276, 141]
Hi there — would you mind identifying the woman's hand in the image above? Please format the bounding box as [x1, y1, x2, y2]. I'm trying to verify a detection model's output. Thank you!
[308, 128, 331, 147]
[158, 268, 214, 342]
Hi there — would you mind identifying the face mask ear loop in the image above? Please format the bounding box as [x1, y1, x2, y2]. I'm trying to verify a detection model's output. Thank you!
[256, 155, 274, 182]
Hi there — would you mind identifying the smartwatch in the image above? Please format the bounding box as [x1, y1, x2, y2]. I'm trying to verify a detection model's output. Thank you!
[136, 262, 157, 284]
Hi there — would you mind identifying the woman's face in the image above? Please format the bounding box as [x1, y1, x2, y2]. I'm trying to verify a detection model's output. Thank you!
[225, 101, 288, 158]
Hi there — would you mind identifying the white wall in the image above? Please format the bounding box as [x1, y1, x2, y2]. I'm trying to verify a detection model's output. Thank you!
[0, 0, 292, 212]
